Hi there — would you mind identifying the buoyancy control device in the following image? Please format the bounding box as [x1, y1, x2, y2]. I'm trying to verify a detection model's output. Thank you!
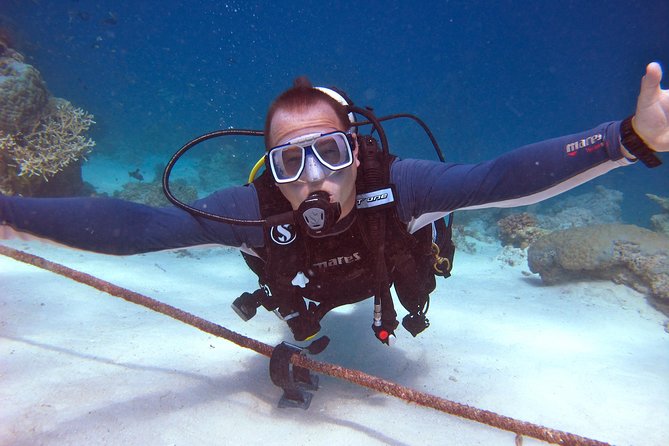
[162, 89, 455, 346]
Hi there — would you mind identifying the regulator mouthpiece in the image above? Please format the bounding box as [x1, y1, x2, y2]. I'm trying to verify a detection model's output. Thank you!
[297, 191, 341, 237]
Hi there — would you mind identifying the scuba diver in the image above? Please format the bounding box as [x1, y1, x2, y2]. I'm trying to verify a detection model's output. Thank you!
[1, 62, 667, 346]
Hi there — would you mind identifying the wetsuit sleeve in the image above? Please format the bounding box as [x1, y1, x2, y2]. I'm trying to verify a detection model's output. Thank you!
[0, 185, 265, 255]
[392, 121, 633, 231]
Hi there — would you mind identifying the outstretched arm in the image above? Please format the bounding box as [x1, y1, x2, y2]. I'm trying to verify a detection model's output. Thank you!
[628, 62, 669, 154]
[0, 186, 265, 254]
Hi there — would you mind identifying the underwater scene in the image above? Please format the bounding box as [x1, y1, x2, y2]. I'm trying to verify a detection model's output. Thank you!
[1, 1, 668, 445]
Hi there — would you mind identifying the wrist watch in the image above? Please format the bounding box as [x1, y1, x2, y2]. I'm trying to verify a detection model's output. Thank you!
[620, 116, 662, 168]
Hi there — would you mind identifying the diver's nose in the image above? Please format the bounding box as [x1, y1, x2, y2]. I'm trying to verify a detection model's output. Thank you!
[301, 154, 326, 183]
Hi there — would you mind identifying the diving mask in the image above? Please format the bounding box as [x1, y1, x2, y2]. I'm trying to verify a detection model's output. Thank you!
[268, 131, 354, 183]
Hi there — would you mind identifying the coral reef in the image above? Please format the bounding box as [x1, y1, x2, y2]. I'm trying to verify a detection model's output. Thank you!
[646, 194, 669, 237]
[196, 142, 255, 192]
[496, 245, 527, 267]
[647, 193, 669, 212]
[451, 209, 500, 253]
[114, 169, 198, 207]
[452, 225, 480, 254]
[0, 50, 48, 133]
[528, 224, 669, 315]
[537, 186, 623, 231]
[0, 43, 95, 196]
[114, 180, 197, 207]
[461, 187, 623, 252]
[1, 98, 95, 177]
[497, 212, 550, 249]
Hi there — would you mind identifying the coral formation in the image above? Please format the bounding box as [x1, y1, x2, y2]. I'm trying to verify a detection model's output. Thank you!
[528, 224, 669, 314]
[496, 245, 527, 267]
[1, 98, 95, 177]
[0, 46, 48, 133]
[196, 142, 254, 192]
[646, 193, 669, 212]
[497, 212, 550, 249]
[451, 209, 500, 253]
[113, 180, 197, 207]
[463, 187, 623, 251]
[646, 193, 669, 237]
[114, 166, 198, 207]
[0, 42, 95, 196]
[537, 186, 623, 231]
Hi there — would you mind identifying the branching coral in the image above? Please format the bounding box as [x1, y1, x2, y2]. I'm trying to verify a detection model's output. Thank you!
[0, 42, 96, 196]
[1, 98, 95, 180]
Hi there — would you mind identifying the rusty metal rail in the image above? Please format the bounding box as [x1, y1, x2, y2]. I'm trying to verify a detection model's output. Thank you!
[0, 244, 611, 446]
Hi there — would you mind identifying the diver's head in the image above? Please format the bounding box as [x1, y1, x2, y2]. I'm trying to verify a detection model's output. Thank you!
[264, 76, 352, 148]
[265, 77, 359, 223]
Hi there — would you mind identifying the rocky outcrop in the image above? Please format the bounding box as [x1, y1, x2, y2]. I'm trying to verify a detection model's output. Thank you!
[528, 224, 669, 314]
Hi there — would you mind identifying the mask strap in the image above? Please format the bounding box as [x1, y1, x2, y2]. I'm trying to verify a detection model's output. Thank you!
[314, 87, 355, 125]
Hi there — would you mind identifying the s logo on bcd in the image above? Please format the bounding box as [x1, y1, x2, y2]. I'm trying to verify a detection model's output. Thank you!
[270, 224, 297, 245]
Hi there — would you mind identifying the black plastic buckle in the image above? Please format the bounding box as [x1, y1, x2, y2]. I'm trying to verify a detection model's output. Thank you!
[269, 337, 329, 409]
[231, 289, 266, 321]
[402, 312, 430, 337]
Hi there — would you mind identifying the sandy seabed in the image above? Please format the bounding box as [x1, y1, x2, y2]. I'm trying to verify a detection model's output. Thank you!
[1, 235, 668, 446]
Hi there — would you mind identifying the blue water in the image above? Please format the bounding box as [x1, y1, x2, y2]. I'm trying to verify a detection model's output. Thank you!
[2, 0, 668, 222]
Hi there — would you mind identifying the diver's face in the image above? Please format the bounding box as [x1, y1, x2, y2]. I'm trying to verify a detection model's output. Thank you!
[268, 101, 359, 219]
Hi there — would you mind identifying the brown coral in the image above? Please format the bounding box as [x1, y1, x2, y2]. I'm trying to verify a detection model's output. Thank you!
[0, 55, 48, 133]
[497, 212, 550, 249]
[528, 224, 669, 314]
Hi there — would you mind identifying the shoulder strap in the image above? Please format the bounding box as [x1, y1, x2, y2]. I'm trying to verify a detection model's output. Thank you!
[251, 169, 293, 217]
[244, 170, 308, 280]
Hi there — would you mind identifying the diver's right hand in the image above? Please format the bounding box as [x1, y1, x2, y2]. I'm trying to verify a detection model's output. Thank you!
[633, 62, 669, 153]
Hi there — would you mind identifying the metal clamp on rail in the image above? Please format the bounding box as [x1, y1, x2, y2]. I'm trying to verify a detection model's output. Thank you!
[269, 337, 329, 409]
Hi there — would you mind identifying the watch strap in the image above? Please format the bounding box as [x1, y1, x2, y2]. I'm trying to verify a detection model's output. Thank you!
[620, 116, 662, 168]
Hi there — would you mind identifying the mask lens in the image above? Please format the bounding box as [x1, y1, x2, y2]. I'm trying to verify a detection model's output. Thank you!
[313, 133, 352, 170]
[269, 145, 304, 182]
[313, 134, 351, 168]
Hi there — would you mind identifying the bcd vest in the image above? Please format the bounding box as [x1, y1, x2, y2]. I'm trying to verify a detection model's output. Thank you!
[241, 136, 454, 342]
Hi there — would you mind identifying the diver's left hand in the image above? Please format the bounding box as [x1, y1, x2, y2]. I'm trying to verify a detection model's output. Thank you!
[632, 62, 669, 152]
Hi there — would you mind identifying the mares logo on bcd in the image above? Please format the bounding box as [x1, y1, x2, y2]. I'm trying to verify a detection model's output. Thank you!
[270, 224, 297, 245]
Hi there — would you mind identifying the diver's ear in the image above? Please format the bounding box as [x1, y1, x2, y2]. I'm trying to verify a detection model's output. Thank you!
[352, 133, 360, 167]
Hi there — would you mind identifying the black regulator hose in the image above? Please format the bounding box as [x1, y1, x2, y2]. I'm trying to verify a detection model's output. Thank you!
[162, 109, 444, 231]
[162, 129, 268, 226]
[348, 105, 390, 156]
[355, 113, 446, 162]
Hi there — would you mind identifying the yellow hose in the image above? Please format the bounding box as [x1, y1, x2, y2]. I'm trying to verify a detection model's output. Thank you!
[248, 155, 265, 183]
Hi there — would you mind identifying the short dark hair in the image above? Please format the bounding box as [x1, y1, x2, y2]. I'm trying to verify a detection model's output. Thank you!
[264, 76, 351, 149]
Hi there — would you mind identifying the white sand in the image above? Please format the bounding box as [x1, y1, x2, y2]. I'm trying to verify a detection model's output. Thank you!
[1, 237, 667, 446]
